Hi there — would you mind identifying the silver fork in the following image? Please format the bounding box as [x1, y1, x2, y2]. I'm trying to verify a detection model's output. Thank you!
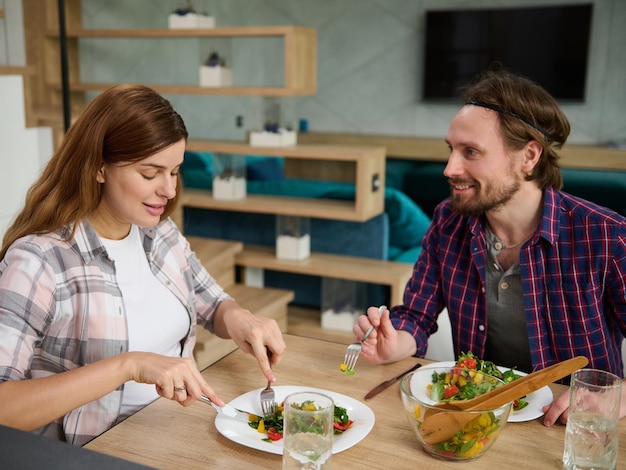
[343, 305, 387, 371]
[259, 347, 275, 419]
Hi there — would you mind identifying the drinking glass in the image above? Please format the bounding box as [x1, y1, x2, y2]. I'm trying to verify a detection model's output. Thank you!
[282, 391, 334, 470]
[563, 368, 622, 470]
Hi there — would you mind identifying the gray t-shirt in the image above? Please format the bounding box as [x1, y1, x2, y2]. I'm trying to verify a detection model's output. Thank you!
[483, 227, 533, 373]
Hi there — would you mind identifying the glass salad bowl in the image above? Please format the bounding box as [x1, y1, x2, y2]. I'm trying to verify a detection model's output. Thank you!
[400, 365, 512, 461]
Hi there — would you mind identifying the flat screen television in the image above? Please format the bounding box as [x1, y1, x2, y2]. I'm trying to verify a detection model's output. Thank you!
[422, 4, 593, 102]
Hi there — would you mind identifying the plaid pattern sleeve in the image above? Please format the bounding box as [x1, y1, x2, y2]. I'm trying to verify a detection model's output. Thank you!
[390, 188, 626, 378]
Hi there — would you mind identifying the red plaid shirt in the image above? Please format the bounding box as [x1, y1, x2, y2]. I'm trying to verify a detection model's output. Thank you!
[392, 187, 626, 378]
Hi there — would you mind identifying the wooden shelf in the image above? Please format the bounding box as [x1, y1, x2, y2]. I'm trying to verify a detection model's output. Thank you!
[49, 25, 317, 96]
[298, 132, 626, 171]
[181, 140, 386, 222]
[60, 25, 312, 38]
[57, 83, 300, 97]
[236, 245, 413, 306]
[182, 189, 364, 220]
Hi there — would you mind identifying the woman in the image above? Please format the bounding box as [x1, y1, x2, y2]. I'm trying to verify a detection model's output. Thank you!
[0, 84, 286, 445]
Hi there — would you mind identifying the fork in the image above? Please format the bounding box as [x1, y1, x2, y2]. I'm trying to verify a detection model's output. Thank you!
[259, 347, 275, 419]
[343, 305, 387, 371]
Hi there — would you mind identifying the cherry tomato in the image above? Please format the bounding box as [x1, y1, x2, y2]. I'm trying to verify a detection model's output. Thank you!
[267, 428, 283, 441]
[333, 420, 353, 432]
[458, 358, 477, 370]
[444, 385, 460, 399]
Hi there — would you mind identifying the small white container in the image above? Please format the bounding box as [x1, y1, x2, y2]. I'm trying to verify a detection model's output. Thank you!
[321, 308, 360, 332]
[276, 234, 311, 260]
[321, 278, 366, 332]
[212, 176, 246, 200]
[249, 129, 297, 147]
[199, 65, 233, 87]
[212, 154, 246, 200]
[276, 216, 310, 261]
[168, 13, 215, 29]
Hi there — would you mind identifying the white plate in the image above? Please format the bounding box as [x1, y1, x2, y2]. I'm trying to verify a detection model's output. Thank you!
[420, 361, 554, 422]
[215, 385, 375, 455]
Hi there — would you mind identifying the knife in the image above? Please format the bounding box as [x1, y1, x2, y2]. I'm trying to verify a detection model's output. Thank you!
[199, 395, 255, 422]
[364, 363, 423, 400]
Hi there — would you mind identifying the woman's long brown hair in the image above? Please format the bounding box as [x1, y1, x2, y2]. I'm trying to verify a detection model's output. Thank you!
[1, 84, 188, 259]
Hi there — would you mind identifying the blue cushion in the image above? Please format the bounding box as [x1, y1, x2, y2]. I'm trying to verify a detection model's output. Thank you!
[384, 187, 431, 250]
[247, 158, 284, 180]
[182, 151, 285, 182]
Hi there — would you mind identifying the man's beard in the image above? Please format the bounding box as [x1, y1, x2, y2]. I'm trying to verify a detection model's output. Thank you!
[449, 176, 521, 216]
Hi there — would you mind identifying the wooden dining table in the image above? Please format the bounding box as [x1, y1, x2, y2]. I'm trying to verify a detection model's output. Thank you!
[84, 334, 626, 469]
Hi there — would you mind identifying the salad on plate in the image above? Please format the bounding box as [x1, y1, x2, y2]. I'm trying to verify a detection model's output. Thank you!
[432, 352, 529, 412]
[247, 400, 353, 442]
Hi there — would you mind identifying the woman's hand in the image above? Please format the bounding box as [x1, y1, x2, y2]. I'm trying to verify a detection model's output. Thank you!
[0, 351, 223, 432]
[126, 352, 224, 407]
[213, 300, 286, 383]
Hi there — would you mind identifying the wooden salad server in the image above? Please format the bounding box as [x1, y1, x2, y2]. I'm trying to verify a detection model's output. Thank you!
[418, 356, 588, 444]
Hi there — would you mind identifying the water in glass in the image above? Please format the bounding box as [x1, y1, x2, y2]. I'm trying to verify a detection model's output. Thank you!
[563, 411, 618, 470]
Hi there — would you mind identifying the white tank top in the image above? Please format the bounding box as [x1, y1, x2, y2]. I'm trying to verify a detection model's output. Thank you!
[100, 225, 190, 419]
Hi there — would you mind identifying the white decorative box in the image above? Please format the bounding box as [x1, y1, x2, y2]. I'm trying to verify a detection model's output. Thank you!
[276, 216, 310, 261]
[212, 154, 246, 200]
[199, 65, 232, 87]
[212, 176, 246, 200]
[249, 129, 297, 147]
[168, 13, 215, 29]
[321, 278, 366, 332]
[276, 234, 311, 260]
[321, 308, 360, 332]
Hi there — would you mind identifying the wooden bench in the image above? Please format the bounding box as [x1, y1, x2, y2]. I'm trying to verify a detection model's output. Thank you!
[235, 244, 413, 307]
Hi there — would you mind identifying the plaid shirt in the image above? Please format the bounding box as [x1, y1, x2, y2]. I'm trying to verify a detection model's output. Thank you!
[391, 187, 626, 377]
[0, 218, 230, 445]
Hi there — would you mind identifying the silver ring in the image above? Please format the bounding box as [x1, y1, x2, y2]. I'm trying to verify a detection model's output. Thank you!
[174, 386, 186, 393]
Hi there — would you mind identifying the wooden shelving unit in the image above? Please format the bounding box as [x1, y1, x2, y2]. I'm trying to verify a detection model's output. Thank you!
[24, 1, 401, 322]
[49, 25, 317, 97]
[181, 140, 386, 222]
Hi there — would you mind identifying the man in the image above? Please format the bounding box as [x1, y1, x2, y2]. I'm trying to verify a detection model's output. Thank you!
[356, 68, 626, 426]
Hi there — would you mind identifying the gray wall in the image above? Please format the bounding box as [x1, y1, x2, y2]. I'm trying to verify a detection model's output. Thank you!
[80, 0, 626, 146]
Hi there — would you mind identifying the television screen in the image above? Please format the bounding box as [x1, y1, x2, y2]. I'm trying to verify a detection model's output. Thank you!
[422, 4, 593, 102]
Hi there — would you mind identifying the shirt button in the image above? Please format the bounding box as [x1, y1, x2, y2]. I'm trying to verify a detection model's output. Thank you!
[494, 242, 503, 250]
[500, 281, 509, 290]
[493, 262, 500, 270]
[479, 325, 485, 332]
[166, 280, 171, 285]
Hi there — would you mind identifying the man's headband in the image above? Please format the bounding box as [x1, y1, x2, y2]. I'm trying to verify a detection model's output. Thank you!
[466, 100, 552, 140]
